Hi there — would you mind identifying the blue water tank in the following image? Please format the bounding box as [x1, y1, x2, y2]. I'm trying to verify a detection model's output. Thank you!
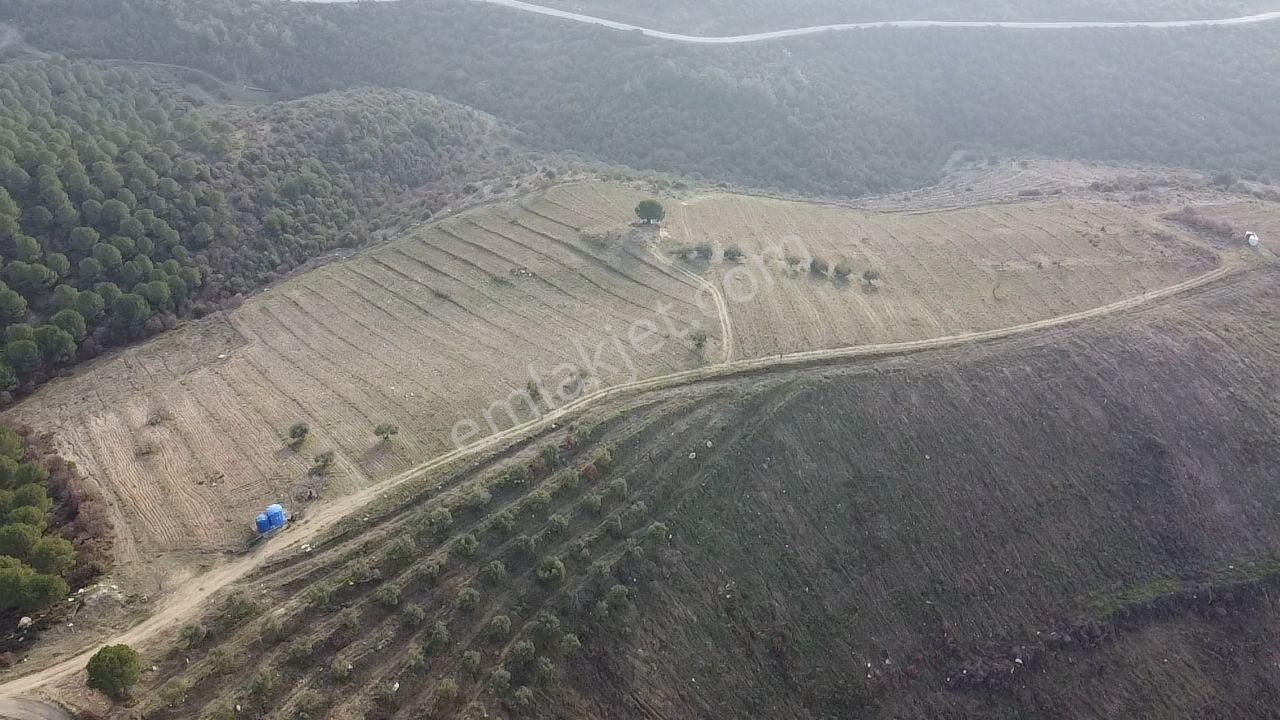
[254, 513, 270, 534]
[266, 504, 286, 529]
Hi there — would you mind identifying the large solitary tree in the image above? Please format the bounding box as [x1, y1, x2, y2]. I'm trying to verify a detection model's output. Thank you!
[87, 644, 143, 700]
[635, 199, 665, 225]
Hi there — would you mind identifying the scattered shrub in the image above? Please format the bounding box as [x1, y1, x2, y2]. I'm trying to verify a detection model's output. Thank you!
[532, 610, 561, 641]
[513, 686, 535, 712]
[534, 656, 556, 685]
[178, 622, 208, 649]
[538, 444, 561, 468]
[833, 261, 852, 280]
[592, 446, 614, 469]
[557, 469, 581, 492]
[416, 556, 447, 585]
[284, 638, 315, 667]
[487, 614, 512, 640]
[607, 584, 632, 610]
[514, 534, 537, 560]
[491, 510, 516, 536]
[259, 614, 287, 644]
[558, 633, 582, 657]
[454, 532, 480, 558]
[436, 677, 460, 703]
[524, 489, 552, 515]
[426, 620, 450, 653]
[219, 590, 260, 625]
[463, 484, 492, 511]
[208, 646, 236, 675]
[456, 586, 481, 612]
[286, 422, 309, 447]
[547, 513, 570, 535]
[809, 257, 829, 275]
[247, 668, 278, 700]
[405, 646, 427, 672]
[481, 560, 507, 585]
[692, 241, 713, 260]
[508, 640, 536, 666]
[606, 478, 628, 500]
[374, 423, 399, 442]
[328, 657, 353, 683]
[381, 536, 416, 570]
[488, 666, 512, 694]
[723, 244, 744, 262]
[584, 493, 604, 513]
[304, 584, 333, 609]
[421, 507, 453, 537]
[338, 608, 361, 635]
[377, 584, 402, 608]
[537, 557, 566, 585]
[462, 650, 482, 675]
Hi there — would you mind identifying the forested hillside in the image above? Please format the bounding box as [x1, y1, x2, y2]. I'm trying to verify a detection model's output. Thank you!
[0, 58, 544, 396]
[5, 0, 1279, 197]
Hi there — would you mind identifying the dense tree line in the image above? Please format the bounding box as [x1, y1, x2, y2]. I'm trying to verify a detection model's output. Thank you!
[0, 62, 222, 392]
[5, 0, 1278, 200]
[0, 57, 541, 397]
[0, 425, 77, 618]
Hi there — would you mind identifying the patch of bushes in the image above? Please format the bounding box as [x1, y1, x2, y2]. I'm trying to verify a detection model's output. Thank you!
[537, 557, 566, 585]
[456, 586, 481, 612]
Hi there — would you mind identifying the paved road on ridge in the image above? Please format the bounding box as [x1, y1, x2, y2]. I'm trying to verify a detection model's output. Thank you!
[463, 0, 1280, 43]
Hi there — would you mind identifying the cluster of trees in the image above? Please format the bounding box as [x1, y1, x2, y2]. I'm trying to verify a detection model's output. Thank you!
[0, 57, 541, 398]
[0, 62, 222, 393]
[0, 425, 76, 616]
[8, 0, 1278, 200]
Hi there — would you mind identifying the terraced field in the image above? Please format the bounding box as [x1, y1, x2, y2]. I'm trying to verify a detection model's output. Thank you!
[3, 195, 711, 562]
[134, 264, 1280, 720]
[543, 183, 1219, 359]
[0, 180, 1227, 582]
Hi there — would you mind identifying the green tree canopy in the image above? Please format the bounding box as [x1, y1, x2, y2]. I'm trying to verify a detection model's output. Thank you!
[635, 199, 665, 224]
[86, 644, 143, 700]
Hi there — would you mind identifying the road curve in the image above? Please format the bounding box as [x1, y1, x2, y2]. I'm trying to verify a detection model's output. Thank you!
[0, 698, 73, 720]
[465, 0, 1280, 43]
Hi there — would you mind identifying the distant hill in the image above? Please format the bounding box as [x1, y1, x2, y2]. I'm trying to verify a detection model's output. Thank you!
[7, 0, 1280, 197]
[529, 0, 1265, 34]
[0, 58, 551, 397]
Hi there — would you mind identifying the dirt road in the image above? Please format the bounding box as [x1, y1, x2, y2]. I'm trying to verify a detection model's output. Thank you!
[0, 699, 72, 720]
[648, 244, 734, 363]
[462, 0, 1280, 43]
[0, 253, 1246, 708]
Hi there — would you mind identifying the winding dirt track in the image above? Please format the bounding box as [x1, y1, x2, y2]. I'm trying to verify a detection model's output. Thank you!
[0, 251, 1244, 707]
[648, 244, 734, 363]
[464, 0, 1280, 43]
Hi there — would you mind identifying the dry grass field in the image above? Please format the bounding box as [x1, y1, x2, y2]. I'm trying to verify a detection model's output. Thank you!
[0, 177, 1234, 590]
[541, 182, 1219, 359]
[3, 194, 711, 566]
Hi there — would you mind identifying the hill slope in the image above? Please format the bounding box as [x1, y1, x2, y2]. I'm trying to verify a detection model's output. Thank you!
[122, 259, 1280, 719]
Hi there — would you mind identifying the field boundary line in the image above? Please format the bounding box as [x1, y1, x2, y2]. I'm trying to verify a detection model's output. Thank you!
[0, 256, 1243, 700]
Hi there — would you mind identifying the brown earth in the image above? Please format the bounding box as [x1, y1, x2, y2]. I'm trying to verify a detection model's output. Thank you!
[115, 259, 1280, 719]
